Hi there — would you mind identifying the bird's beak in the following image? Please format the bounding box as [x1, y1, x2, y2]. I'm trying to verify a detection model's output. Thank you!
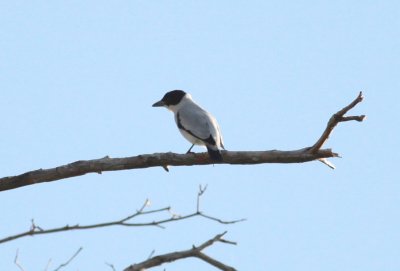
[152, 100, 165, 107]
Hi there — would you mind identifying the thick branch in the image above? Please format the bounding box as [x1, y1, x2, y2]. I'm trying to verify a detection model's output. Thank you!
[0, 149, 336, 192]
[0, 92, 365, 192]
[124, 232, 237, 271]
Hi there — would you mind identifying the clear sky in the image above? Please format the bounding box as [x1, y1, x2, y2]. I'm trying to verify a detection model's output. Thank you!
[0, 1, 399, 270]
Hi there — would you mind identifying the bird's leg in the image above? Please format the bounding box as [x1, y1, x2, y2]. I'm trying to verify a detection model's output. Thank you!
[186, 144, 195, 153]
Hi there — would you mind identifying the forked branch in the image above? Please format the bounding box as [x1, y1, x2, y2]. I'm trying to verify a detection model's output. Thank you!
[310, 91, 365, 152]
[124, 231, 237, 271]
[0, 92, 365, 192]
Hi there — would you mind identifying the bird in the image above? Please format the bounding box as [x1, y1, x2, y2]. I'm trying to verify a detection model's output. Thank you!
[152, 90, 225, 161]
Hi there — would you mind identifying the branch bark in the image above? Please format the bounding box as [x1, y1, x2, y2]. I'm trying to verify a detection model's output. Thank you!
[0, 92, 365, 192]
[124, 232, 237, 271]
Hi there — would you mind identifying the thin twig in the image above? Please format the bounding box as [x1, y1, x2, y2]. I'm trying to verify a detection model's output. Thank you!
[199, 213, 246, 224]
[105, 262, 117, 271]
[124, 232, 237, 271]
[197, 184, 208, 212]
[14, 249, 25, 271]
[44, 258, 52, 271]
[31, 219, 44, 231]
[53, 247, 83, 271]
[147, 250, 156, 260]
[0, 191, 244, 245]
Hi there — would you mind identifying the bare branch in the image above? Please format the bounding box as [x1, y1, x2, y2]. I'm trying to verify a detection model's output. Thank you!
[0, 191, 243, 245]
[105, 262, 117, 271]
[53, 247, 83, 271]
[0, 149, 336, 192]
[31, 219, 44, 232]
[310, 91, 365, 152]
[198, 213, 246, 224]
[196, 252, 236, 271]
[147, 250, 156, 259]
[124, 232, 237, 271]
[14, 249, 25, 271]
[197, 184, 208, 212]
[44, 259, 52, 271]
[0, 93, 365, 192]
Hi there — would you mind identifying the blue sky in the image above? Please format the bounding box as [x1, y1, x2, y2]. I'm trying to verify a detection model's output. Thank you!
[0, 1, 399, 270]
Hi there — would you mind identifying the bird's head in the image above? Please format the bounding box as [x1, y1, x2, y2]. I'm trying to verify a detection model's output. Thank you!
[152, 90, 187, 110]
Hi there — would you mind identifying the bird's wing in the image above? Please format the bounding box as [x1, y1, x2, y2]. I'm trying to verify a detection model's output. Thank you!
[176, 105, 220, 145]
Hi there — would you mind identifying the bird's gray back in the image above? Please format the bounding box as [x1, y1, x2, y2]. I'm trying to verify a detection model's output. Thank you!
[175, 102, 221, 143]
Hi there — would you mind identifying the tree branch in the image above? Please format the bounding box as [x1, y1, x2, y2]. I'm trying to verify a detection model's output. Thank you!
[14, 247, 82, 271]
[0, 92, 365, 192]
[0, 190, 244, 245]
[124, 231, 237, 271]
[53, 247, 83, 271]
[14, 249, 25, 271]
[0, 150, 335, 192]
[310, 91, 366, 152]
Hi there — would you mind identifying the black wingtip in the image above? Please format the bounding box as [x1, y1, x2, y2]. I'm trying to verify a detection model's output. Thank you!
[206, 147, 223, 162]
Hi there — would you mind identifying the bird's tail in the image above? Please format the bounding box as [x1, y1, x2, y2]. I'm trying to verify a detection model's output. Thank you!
[206, 146, 223, 162]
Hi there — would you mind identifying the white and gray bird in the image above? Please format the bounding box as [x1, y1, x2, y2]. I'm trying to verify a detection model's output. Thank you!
[152, 90, 225, 161]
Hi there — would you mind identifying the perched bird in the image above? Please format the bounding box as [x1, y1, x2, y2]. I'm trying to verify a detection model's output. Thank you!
[152, 90, 225, 161]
